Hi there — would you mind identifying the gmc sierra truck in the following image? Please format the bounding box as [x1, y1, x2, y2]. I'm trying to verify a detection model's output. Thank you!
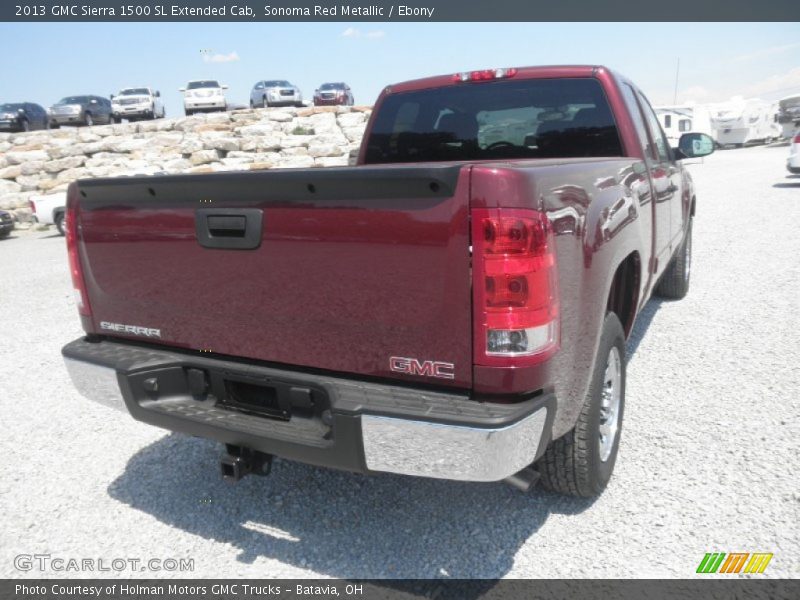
[62, 66, 714, 497]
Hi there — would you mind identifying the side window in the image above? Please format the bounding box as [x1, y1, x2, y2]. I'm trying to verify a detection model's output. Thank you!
[679, 119, 691, 132]
[635, 91, 670, 162]
[664, 115, 672, 128]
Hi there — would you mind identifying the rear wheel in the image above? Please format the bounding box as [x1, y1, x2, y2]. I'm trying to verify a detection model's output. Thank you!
[55, 212, 65, 236]
[84, 112, 94, 127]
[656, 217, 692, 299]
[536, 312, 626, 497]
[21, 119, 30, 132]
[262, 96, 268, 109]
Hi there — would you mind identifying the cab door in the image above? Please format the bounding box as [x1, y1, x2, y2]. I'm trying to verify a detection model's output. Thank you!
[635, 90, 682, 274]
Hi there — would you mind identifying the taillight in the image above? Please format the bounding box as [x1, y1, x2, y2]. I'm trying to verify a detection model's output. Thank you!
[453, 68, 518, 83]
[65, 184, 91, 317]
[472, 208, 559, 365]
[794, 134, 800, 143]
[30, 199, 36, 214]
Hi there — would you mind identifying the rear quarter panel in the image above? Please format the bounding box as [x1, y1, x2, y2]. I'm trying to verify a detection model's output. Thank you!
[471, 159, 652, 438]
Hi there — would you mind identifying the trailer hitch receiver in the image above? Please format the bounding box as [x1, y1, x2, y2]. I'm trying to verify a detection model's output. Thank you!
[220, 444, 272, 483]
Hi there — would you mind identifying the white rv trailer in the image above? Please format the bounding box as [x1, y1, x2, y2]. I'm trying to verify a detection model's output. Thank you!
[777, 94, 800, 138]
[655, 105, 714, 146]
[710, 98, 780, 146]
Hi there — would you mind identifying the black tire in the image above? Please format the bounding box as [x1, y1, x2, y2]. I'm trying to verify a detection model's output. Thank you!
[185, 109, 193, 117]
[249, 99, 254, 109]
[656, 217, 692, 299]
[21, 119, 30, 132]
[84, 112, 93, 127]
[55, 212, 65, 236]
[537, 312, 626, 497]
[50, 122, 59, 129]
[262, 96, 268, 109]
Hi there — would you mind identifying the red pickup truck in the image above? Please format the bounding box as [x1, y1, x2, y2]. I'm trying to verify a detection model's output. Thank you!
[62, 65, 714, 497]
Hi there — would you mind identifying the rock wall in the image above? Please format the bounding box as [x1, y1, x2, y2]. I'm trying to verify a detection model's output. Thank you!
[0, 106, 372, 224]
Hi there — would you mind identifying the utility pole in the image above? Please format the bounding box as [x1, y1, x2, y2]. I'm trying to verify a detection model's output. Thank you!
[673, 58, 680, 105]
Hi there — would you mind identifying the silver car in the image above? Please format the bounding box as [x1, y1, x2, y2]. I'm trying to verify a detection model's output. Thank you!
[49, 95, 114, 127]
[249, 80, 303, 108]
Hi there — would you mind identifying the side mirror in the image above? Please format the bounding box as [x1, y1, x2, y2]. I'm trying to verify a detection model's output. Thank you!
[314, 89, 319, 94]
[178, 88, 186, 92]
[155, 91, 160, 97]
[676, 133, 715, 159]
[222, 84, 229, 90]
[90, 99, 98, 104]
[18, 108, 25, 114]
[110, 94, 115, 100]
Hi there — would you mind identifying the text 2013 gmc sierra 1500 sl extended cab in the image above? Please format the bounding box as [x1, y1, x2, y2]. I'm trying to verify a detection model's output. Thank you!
[62, 66, 714, 497]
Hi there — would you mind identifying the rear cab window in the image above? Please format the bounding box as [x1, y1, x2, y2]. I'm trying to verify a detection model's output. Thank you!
[364, 78, 623, 164]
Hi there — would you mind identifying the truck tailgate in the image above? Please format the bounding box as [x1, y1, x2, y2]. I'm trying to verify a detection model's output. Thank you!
[73, 165, 473, 389]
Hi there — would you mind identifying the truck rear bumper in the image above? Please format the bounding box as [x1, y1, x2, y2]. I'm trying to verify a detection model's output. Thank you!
[62, 337, 554, 483]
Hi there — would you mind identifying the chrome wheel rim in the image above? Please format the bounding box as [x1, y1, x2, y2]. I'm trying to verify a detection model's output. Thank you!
[598, 346, 622, 462]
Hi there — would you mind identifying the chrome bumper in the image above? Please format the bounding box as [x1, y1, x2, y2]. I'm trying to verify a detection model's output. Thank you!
[362, 410, 547, 481]
[64, 353, 550, 483]
[64, 358, 127, 412]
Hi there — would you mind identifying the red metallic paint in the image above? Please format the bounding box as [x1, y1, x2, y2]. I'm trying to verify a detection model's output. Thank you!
[72, 65, 698, 440]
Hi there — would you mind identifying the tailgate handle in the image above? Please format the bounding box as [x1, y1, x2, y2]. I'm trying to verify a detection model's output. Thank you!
[208, 215, 246, 237]
[196, 208, 263, 250]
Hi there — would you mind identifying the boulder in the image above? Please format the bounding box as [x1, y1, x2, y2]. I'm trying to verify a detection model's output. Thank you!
[43, 155, 86, 173]
[6, 150, 49, 165]
[190, 149, 221, 165]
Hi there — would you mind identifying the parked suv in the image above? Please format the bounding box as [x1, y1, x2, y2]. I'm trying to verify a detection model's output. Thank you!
[0, 102, 49, 132]
[250, 80, 303, 108]
[313, 82, 354, 106]
[111, 87, 165, 122]
[180, 80, 228, 116]
[49, 95, 114, 127]
[787, 131, 800, 174]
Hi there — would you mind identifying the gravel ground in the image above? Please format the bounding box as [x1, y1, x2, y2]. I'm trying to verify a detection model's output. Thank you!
[0, 145, 798, 579]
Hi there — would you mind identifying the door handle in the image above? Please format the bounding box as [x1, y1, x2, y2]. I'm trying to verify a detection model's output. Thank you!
[195, 208, 263, 250]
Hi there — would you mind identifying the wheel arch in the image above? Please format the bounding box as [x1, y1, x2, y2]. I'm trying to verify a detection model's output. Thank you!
[606, 251, 641, 338]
